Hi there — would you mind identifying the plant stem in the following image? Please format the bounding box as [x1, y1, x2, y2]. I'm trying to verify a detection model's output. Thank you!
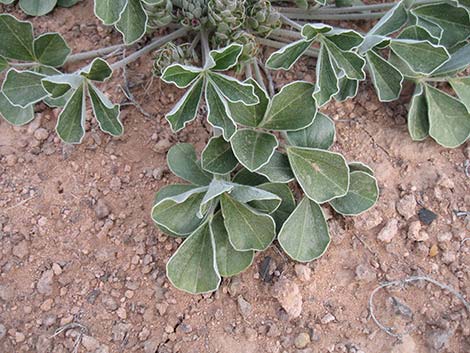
[66, 43, 127, 64]
[111, 27, 188, 70]
[281, 11, 386, 20]
[253, 59, 267, 91]
[280, 13, 302, 31]
[272, 28, 303, 39]
[200, 27, 211, 68]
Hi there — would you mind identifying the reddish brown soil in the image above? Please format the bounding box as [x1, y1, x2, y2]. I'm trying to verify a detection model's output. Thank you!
[0, 1, 469, 353]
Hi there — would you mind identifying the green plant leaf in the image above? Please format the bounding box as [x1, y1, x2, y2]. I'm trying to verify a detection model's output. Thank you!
[229, 184, 282, 213]
[80, 58, 113, 82]
[88, 82, 123, 137]
[57, 0, 81, 7]
[369, 1, 408, 36]
[411, 3, 470, 48]
[301, 23, 332, 40]
[0, 14, 34, 61]
[449, 77, 470, 112]
[287, 146, 349, 203]
[199, 179, 234, 217]
[55, 83, 86, 144]
[232, 168, 269, 186]
[211, 212, 254, 277]
[19, 0, 57, 16]
[41, 74, 83, 98]
[226, 78, 269, 127]
[0, 56, 7, 72]
[166, 77, 204, 132]
[152, 184, 207, 236]
[286, 112, 335, 150]
[161, 64, 202, 88]
[166, 221, 221, 294]
[230, 129, 278, 172]
[389, 39, 450, 75]
[348, 161, 374, 176]
[325, 28, 364, 51]
[261, 81, 317, 130]
[313, 45, 338, 106]
[208, 44, 243, 71]
[334, 76, 359, 102]
[94, 0, 127, 25]
[329, 171, 379, 215]
[208, 72, 258, 105]
[201, 136, 238, 175]
[397, 25, 438, 44]
[366, 50, 403, 102]
[256, 151, 294, 183]
[432, 43, 470, 76]
[220, 193, 276, 251]
[33, 32, 71, 67]
[2, 69, 49, 107]
[115, 0, 147, 44]
[278, 197, 330, 262]
[265, 39, 312, 70]
[0, 91, 34, 125]
[425, 84, 470, 148]
[205, 80, 236, 140]
[407, 84, 429, 141]
[323, 39, 366, 80]
[167, 143, 212, 186]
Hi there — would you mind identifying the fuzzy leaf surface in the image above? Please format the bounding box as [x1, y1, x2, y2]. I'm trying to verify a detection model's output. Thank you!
[94, 0, 127, 25]
[201, 136, 238, 175]
[167, 143, 212, 186]
[205, 81, 236, 140]
[88, 82, 123, 136]
[115, 0, 147, 44]
[0, 91, 34, 125]
[0, 14, 34, 61]
[33, 32, 70, 67]
[56, 83, 86, 143]
[286, 112, 335, 150]
[208, 72, 258, 105]
[19, 0, 57, 16]
[166, 78, 204, 131]
[256, 151, 294, 183]
[407, 84, 429, 141]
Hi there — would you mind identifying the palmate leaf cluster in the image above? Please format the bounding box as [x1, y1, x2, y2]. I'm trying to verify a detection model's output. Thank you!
[151, 44, 378, 293]
[0, 0, 80, 16]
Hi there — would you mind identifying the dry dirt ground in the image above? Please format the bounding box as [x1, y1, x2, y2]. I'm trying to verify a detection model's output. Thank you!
[1, 1, 469, 353]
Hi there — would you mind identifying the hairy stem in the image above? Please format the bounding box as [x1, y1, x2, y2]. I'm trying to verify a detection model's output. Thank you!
[281, 11, 386, 20]
[253, 59, 267, 91]
[200, 27, 211, 67]
[280, 13, 302, 31]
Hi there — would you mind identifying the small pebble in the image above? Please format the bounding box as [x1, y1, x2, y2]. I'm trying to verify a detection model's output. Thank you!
[295, 332, 311, 349]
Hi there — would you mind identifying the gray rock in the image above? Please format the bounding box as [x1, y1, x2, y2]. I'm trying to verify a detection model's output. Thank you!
[272, 278, 302, 319]
[101, 295, 118, 311]
[237, 295, 252, 319]
[34, 128, 49, 141]
[95, 199, 110, 219]
[0, 323, 6, 340]
[37, 270, 54, 296]
[396, 194, 416, 220]
[426, 328, 453, 351]
[355, 264, 376, 282]
[36, 335, 52, 353]
[321, 313, 336, 324]
[0, 284, 14, 301]
[294, 332, 311, 349]
[295, 264, 311, 282]
[377, 219, 399, 243]
[81, 335, 100, 351]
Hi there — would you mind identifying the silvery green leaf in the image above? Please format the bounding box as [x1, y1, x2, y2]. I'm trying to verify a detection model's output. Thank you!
[44, 89, 72, 108]
[56, 83, 86, 144]
[256, 151, 294, 184]
[115, 0, 147, 44]
[389, 39, 449, 75]
[80, 58, 112, 82]
[449, 77, 470, 112]
[166, 78, 204, 132]
[41, 74, 83, 98]
[230, 129, 278, 172]
[0, 0, 15, 3]
[358, 35, 390, 54]
[334, 76, 359, 102]
[94, 0, 127, 25]
[425, 84, 470, 147]
[411, 3, 470, 48]
[57, 0, 80, 7]
[208, 44, 243, 71]
[88, 82, 123, 137]
[167, 143, 212, 186]
[232, 168, 269, 186]
[229, 184, 282, 212]
[19, 0, 57, 16]
[407, 84, 429, 141]
[208, 72, 258, 105]
[301, 23, 333, 41]
[0, 56, 7, 72]
[226, 78, 269, 127]
[369, 1, 408, 36]
[325, 28, 364, 51]
[261, 81, 317, 130]
[286, 112, 335, 150]
[348, 161, 374, 176]
[329, 171, 379, 216]
[366, 50, 403, 102]
[205, 81, 236, 141]
[313, 45, 338, 106]
[388, 51, 422, 79]
[161, 64, 202, 88]
[0, 91, 34, 125]
[287, 146, 349, 203]
[220, 193, 276, 251]
[323, 39, 366, 80]
[432, 43, 470, 76]
[199, 179, 234, 217]
[0, 14, 34, 61]
[278, 197, 330, 262]
[2, 69, 48, 107]
[201, 136, 238, 175]
[166, 221, 221, 294]
[211, 212, 254, 277]
[152, 184, 207, 237]
[33, 33, 71, 67]
[398, 25, 438, 44]
[265, 39, 312, 71]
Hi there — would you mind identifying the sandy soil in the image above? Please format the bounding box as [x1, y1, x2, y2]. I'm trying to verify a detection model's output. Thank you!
[0, 1, 469, 353]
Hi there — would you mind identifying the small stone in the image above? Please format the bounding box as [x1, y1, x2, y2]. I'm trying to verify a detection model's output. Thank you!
[426, 328, 453, 351]
[266, 322, 280, 337]
[429, 244, 439, 257]
[228, 277, 242, 297]
[154, 138, 172, 153]
[272, 278, 302, 319]
[407, 221, 421, 241]
[37, 270, 54, 296]
[355, 264, 376, 282]
[102, 296, 118, 311]
[34, 128, 49, 141]
[152, 168, 163, 180]
[110, 177, 121, 192]
[321, 313, 335, 324]
[52, 263, 62, 275]
[15, 332, 26, 343]
[5, 154, 17, 166]
[237, 296, 252, 319]
[12, 240, 29, 259]
[442, 251, 457, 264]
[377, 219, 399, 243]
[165, 324, 174, 334]
[176, 323, 192, 334]
[138, 327, 150, 341]
[418, 208, 437, 225]
[396, 194, 416, 220]
[116, 307, 127, 319]
[0, 285, 14, 301]
[437, 232, 452, 243]
[437, 176, 454, 189]
[81, 335, 100, 351]
[295, 265, 311, 282]
[295, 332, 311, 349]
[0, 323, 6, 340]
[95, 199, 110, 219]
[40, 298, 53, 311]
